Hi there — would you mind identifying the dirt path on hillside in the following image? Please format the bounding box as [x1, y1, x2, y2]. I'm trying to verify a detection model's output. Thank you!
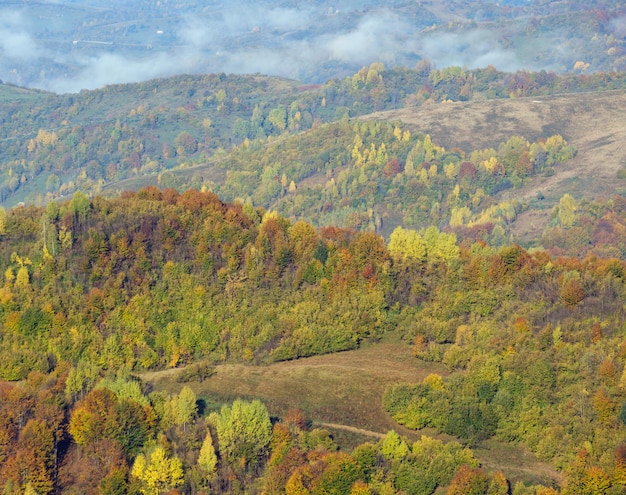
[140, 339, 561, 486]
[316, 422, 387, 439]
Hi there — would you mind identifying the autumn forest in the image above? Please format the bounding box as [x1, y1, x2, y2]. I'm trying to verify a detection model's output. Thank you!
[3, 10, 626, 493]
[0, 175, 624, 494]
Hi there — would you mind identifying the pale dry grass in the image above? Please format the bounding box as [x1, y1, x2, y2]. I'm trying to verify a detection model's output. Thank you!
[365, 90, 626, 242]
[142, 339, 440, 433]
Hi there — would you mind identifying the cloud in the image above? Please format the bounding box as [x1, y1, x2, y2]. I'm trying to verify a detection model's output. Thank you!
[42, 8, 415, 92]
[198, 9, 418, 81]
[415, 29, 549, 73]
[262, 7, 311, 31]
[1, 4, 568, 93]
[180, 6, 314, 50]
[45, 53, 178, 93]
[180, 21, 217, 48]
[0, 10, 41, 60]
[609, 15, 626, 39]
[323, 10, 416, 65]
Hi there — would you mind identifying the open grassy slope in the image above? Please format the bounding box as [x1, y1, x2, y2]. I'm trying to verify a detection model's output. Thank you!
[140, 337, 561, 487]
[0, 84, 49, 104]
[365, 90, 626, 241]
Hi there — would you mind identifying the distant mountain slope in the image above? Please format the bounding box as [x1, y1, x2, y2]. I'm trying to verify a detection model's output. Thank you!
[100, 88, 626, 247]
[4, 68, 626, 249]
[365, 90, 626, 240]
[3, 0, 626, 90]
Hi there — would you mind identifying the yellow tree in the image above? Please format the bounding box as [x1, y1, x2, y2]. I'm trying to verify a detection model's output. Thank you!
[11, 253, 32, 288]
[487, 471, 509, 494]
[5, 267, 15, 286]
[15, 266, 30, 288]
[388, 226, 427, 263]
[351, 135, 364, 167]
[131, 446, 184, 495]
[350, 481, 373, 495]
[555, 193, 578, 228]
[0, 207, 6, 236]
[422, 226, 459, 264]
[198, 431, 218, 482]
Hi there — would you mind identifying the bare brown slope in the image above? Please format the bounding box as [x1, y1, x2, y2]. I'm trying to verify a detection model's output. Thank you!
[364, 90, 626, 241]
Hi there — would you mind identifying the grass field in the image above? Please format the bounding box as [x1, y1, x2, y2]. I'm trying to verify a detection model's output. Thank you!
[140, 334, 562, 487]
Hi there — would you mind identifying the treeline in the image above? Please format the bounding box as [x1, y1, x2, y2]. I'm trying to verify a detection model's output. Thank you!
[0, 64, 621, 207]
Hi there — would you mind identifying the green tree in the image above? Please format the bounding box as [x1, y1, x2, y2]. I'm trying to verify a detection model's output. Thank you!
[268, 106, 287, 132]
[619, 401, 626, 426]
[162, 386, 197, 430]
[313, 452, 363, 495]
[99, 469, 129, 495]
[212, 399, 272, 467]
[96, 373, 149, 406]
[487, 471, 509, 495]
[555, 193, 578, 228]
[388, 227, 427, 263]
[65, 360, 101, 401]
[69, 191, 90, 223]
[69, 388, 152, 455]
[422, 226, 459, 264]
[380, 430, 409, 462]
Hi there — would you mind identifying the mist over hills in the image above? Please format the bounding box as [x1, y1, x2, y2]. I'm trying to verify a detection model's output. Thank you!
[1, 0, 625, 93]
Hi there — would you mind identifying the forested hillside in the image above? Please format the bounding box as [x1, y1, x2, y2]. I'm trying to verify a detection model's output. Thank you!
[1, 189, 626, 493]
[3, 20, 626, 493]
[1, 65, 625, 213]
[195, 119, 574, 242]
